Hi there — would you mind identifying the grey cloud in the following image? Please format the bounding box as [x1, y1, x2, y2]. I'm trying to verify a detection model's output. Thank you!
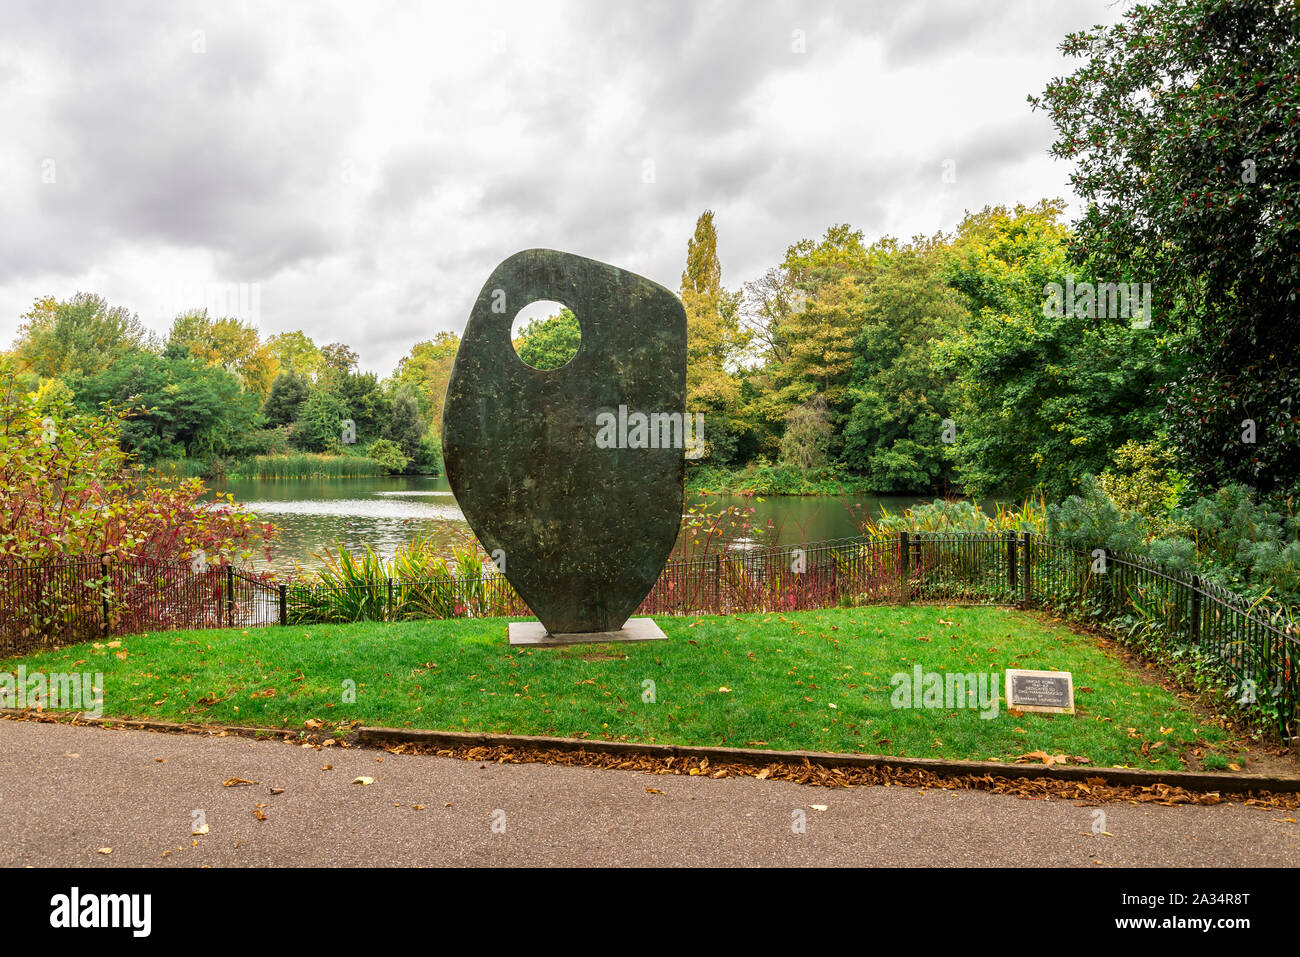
[0, 0, 1124, 375]
[5, 1, 353, 284]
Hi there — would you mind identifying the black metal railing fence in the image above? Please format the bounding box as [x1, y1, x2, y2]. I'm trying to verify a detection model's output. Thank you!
[1, 533, 1295, 735]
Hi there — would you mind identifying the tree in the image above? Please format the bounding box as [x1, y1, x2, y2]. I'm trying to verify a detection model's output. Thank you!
[383, 387, 426, 461]
[680, 211, 748, 465]
[70, 350, 262, 462]
[1032, 0, 1300, 493]
[319, 342, 359, 383]
[262, 370, 311, 428]
[167, 310, 279, 399]
[748, 225, 880, 458]
[841, 243, 968, 492]
[267, 330, 325, 381]
[13, 293, 150, 379]
[391, 332, 460, 435]
[938, 203, 1167, 499]
[514, 308, 580, 371]
[335, 370, 391, 444]
[737, 267, 806, 459]
[680, 211, 747, 453]
[292, 390, 349, 453]
[778, 394, 833, 470]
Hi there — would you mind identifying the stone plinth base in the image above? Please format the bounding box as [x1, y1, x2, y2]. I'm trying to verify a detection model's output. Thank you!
[508, 617, 667, 648]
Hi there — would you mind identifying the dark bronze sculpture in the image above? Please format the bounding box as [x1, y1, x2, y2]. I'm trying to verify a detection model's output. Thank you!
[442, 249, 686, 636]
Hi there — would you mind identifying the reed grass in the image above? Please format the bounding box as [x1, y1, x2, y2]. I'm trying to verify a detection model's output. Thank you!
[231, 454, 388, 479]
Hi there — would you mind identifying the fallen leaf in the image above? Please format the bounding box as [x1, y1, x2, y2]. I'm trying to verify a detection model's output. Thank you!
[1016, 751, 1073, 766]
[645, 787, 664, 794]
[192, 824, 209, 836]
[97, 847, 112, 855]
[810, 804, 828, 812]
[222, 777, 258, 787]
[352, 776, 374, 786]
[253, 808, 267, 821]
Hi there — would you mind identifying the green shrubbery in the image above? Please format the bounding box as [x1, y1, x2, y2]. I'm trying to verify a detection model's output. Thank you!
[361, 438, 409, 474]
[289, 537, 517, 623]
[885, 472, 1300, 610]
[1046, 476, 1150, 554]
[687, 460, 873, 496]
[0, 358, 269, 565]
[867, 434, 1300, 614]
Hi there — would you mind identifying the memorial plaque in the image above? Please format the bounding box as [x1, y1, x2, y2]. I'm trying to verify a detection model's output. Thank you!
[1005, 669, 1075, 715]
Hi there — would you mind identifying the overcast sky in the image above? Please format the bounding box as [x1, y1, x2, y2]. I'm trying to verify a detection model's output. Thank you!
[0, 0, 1125, 375]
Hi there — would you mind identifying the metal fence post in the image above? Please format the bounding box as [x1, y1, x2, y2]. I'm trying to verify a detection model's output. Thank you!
[278, 584, 288, 626]
[1190, 575, 1201, 647]
[1007, 531, 1017, 596]
[100, 552, 111, 638]
[387, 577, 395, 622]
[1021, 532, 1032, 607]
[714, 555, 722, 613]
[225, 564, 235, 627]
[1096, 546, 1109, 614]
[899, 531, 910, 604]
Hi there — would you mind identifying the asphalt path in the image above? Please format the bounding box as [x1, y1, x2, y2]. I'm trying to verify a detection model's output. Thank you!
[1, 720, 1296, 867]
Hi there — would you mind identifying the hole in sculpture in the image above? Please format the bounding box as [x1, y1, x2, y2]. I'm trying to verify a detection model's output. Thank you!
[511, 300, 580, 371]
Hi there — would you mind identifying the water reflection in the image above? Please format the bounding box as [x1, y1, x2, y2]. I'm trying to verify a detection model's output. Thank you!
[211, 475, 925, 574]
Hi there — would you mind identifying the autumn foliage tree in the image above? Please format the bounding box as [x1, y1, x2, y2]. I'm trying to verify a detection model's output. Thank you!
[167, 310, 280, 399]
[0, 358, 272, 565]
[14, 293, 149, 379]
[392, 332, 460, 438]
[680, 210, 746, 454]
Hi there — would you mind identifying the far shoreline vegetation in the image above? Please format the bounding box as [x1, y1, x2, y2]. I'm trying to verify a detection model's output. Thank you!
[158, 451, 440, 481]
[687, 462, 895, 497]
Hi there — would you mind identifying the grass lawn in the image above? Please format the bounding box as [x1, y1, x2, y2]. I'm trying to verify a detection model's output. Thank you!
[8, 605, 1235, 770]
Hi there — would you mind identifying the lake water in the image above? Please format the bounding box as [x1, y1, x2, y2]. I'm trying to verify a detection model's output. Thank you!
[212, 475, 928, 573]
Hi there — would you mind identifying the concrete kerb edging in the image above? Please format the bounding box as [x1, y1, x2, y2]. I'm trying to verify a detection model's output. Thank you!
[354, 725, 1300, 795]
[0, 708, 299, 741]
[4, 708, 1297, 795]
